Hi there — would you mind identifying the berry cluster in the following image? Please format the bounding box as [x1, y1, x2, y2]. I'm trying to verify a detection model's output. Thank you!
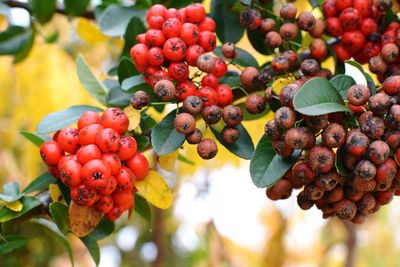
[39, 108, 150, 221]
[323, 0, 396, 69]
[264, 75, 400, 224]
[129, 4, 245, 160]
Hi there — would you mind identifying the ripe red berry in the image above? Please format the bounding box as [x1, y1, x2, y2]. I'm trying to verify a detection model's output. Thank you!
[112, 189, 133, 211]
[118, 136, 137, 161]
[76, 144, 102, 165]
[146, 47, 164, 66]
[136, 33, 146, 44]
[198, 17, 216, 32]
[185, 3, 206, 23]
[339, 8, 361, 31]
[130, 44, 149, 71]
[216, 84, 233, 107]
[78, 124, 103, 146]
[201, 74, 218, 89]
[360, 18, 378, 37]
[196, 86, 218, 107]
[211, 57, 228, 78]
[180, 22, 199, 45]
[185, 44, 205, 66]
[341, 31, 365, 53]
[335, 0, 353, 11]
[40, 140, 64, 166]
[101, 108, 129, 135]
[58, 127, 80, 154]
[71, 184, 97, 206]
[353, 0, 373, 17]
[168, 62, 189, 82]
[126, 153, 150, 180]
[163, 37, 187, 61]
[96, 128, 121, 153]
[145, 29, 166, 48]
[116, 166, 135, 191]
[98, 175, 117, 196]
[333, 43, 351, 62]
[322, 0, 338, 17]
[59, 160, 82, 188]
[310, 38, 328, 61]
[148, 15, 165, 29]
[77, 111, 101, 130]
[105, 206, 123, 221]
[146, 4, 167, 22]
[82, 159, 111, 189]
[176, 80, 197, 102]
[95, 196, 114, 213]
[101, 153, 121, 176]
[383, 75, 400, 95]
[197, 31, 216, 52]
[161, 18, 182, 38]
[325, 17, 343, 37]
[149, 70, 172, 87]
[165, 8, 178, 19]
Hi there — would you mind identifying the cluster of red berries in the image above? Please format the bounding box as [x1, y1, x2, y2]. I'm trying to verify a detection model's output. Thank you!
[39, 108, 150, 221]
[322, 0, 396, 69]
[264, 75, 400, 224]
[129, 4, 246, 160]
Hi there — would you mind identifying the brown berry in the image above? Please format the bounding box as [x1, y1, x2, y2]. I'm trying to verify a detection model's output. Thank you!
[186, 128, 202, 144]
[245, 94, 266, 114]
[222, 105, 243, 127]
[153, 80, 176, 101]
[197, 53, 216, 73]
[174, 113, 196, 134]
[221, 126, 240, 145]
[202, 105, 222, 124]
[321, 123, 346, 148]
[334, 199, 357, 220]
[197, 138, 218, 160]
[130, 90, 150, 110]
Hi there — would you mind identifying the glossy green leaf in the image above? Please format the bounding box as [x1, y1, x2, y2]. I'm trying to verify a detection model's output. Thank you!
[106, 87, 131, 107]
[32, 218, 74, 265]
[335, 146, 351, 176]
[121, 75, 146, 91]
[0, 182, 23, 202]
[240, 0, 252, 5]
[20, 131, 49, 147]
[23, 172, 56, 194]
[214, 47, 258, 67]
[13, 29, 35, 63]
[57, 180, 71, 204]
[247, 29, 274, 55]
[0, 196, 41, 223]
[64, 0, 90, 16]
[118, 57, 139, 83]
[177, 153, 195, 165]
[88, 219, 115, 240]
[250, 135, 301, 188]
[210, 123, 254, 160]
[140, 111, 157, 131]
[329, 74, 356, 99]
[98, 5, 145, 36]
[0, 26, 33, 55]
[345, 60, 376, 95]
[151, 110, 185, 155]
[134, 134, 150, 151]
[293, 77, 351, 116]
[122, 17, 146, 56]
[49, 202, 69, 235]
[31, 0, 56, 24]
[210, 0, 244, 43]
[37, 105, 102, 134]
[218, 71, 240, 88]
[76, 53, 108, 105]
[80, 237, 100, 266]
[0, 235, 27, 255]
[135, 194, 151, 226]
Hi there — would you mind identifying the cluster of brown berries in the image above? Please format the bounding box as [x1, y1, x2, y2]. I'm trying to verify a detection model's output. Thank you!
[39, 108, 150, 221]
[265, 75, 400, 224]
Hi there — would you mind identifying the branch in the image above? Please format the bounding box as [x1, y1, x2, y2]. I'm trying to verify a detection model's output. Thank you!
[3, 0, 95, 19]
[344, 221, 356, 267]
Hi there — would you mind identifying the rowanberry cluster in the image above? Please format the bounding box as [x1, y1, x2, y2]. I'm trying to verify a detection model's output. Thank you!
[129, 4, 245, 160]
[323, 0, 397, 74]
[264, 75, 400, 224]
[39, 108, 150, 221]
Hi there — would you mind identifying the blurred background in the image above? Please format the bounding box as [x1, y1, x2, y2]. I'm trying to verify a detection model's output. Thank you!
[2, 0, 400, 266]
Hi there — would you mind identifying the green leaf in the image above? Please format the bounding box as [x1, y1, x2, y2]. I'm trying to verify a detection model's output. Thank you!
[37, 105, 102, 134]
[309, 0, 325, 7]
[88, 219, 115, 240]
[31, 0, 56, 24]
[177, 153, 195, 165]
[250, 135, 301, 188]
[140, 111, 157, 131]
[293, 77, 351, 116]
[32, 218, 74, 265]
[64, 0, 90, 16]
[210, 123, 254, 160]
[80, 237, 100, 266]
[214, 47, 258, 67]
[118, 57, 139, 83]
[151, 110, 185, 155]
[122, 17, 146, 56]
[121, 75, 146, 91]
[23, 172, 56, 194]
[98, 5, 146, 36]
[210, 0, 244, 43]
[247, 29, 274, 55]
[0, 196, 41, 223]
[20, 131, 49, 147]
[0, 235, 27, 255]
[13, 29, 35, 63]
[329, 74, 356, 99]
[49, 202, 69, 235]
[0, 182, 23, 203]
[43, 30, 59, 44]
[240, 0, 252, 5]
[134, 134, 150, 151]
[0, 26, 33, 55]
[135, 194, 151, 226]
[335, 146, 351, 176]
[345, 60, 376, 95]
[76, 53, 108, 105]
[57, 180, 71, 204]
[218, 71, 240, 88]
[106, 87, 131, 107]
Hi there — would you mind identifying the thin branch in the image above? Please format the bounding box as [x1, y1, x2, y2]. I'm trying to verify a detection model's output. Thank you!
[3, 0, 95, 19]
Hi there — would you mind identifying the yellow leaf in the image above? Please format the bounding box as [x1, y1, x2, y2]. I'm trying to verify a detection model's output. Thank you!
[124, 106, 141, 131]
[272, 77, 293, 94]
[158, 150, 179, 171]
[76, 18, 108, 45]
[135, 170, 172, 209]
[49, 184, 63, 203]
[5, 200, 23, 212]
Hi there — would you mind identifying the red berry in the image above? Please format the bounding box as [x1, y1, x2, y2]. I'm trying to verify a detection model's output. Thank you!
[216, 84, 233, 107]
[96, 128, 121, 153]
[383, 75, 400, 95]
[196, 86, 218, 107]
[76, 144, 102, 165]
[335, 0, 352, 11]
[95, 196, 113, 213]
[163, 37, 187, 61]
[360, 18, 378, 37]
[168, 62, 189, 82]
[71, 184, 97, 206]
[148, 15, 164, 29]
[201, 74, 218, 89]
[176, 8, 187, 23]
[106, 206, 123, 221]
[179, 22, 199, 46]
[333, 43, 351, 62]
[322, 0, 338, 17]
[101, 153, 121, 176]
[57, 127, 80, 154]
[166, 8, 178, 19]
[198, 17, 216, 32]
[130, 43, 148, 70]
[59, 160, 82, 187]
[146, 47, 164, 66]
[185, 3, 206, 23]
[197, 31, 216, 52]
[40, 140, 64, 166]
[98, 175, 117, 196]
[58, 154, 77, 169]
[136, 33, 146, 44]
[211, 57, 228, 78]
[341, 30, 365, 53]
[339, 8, 361, 31]
[353, 0, 373, 17]
[77, 111, 101, 130]
[115, 166, 135, 191]
[145, 29, 166, 48]
[101, 108, 129, 135]
[363, 41, 381, 58]
[78, 123, 103, 146]
[325, 17, 343, 37]
[126, 153, 150, 180]
[146, 5, 167, 22]
[176, 80, 197, 102]
[118, 136, 137, 161]
[82, 159, 111, 189]
[149, 70, 172, 87]
[162, 18, 182, 38]
[381, 30, 396, 46]
[185, 44, 205, 66]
